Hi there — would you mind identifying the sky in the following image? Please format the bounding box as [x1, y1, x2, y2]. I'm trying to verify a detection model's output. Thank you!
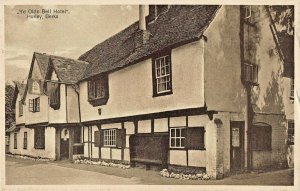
[4, 5, 140, 83]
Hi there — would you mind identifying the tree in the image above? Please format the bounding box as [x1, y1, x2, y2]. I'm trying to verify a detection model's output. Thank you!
[5, 82, 15, 130]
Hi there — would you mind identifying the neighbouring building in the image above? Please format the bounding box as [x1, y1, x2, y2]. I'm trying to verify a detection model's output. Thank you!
[7, 52, 89, 160]
[7, 5, 294, 179]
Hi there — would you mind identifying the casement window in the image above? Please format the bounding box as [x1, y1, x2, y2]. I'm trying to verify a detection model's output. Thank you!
[170, 127, 205, 150]
[48, 82, 60, 110]
[23, 132, 27, 149]
[94, 128, 126, 148]
[153, 53, 172, 96]
[29, 97, 40, 112]
[290, 78, 294, 100]
[87, 74, 109, 106]
[14, 133, 17, 149]
[243, 62, 258, 84]
[170, 127, 186, 148]
[19, 101, 23, 116]
[251, 124, 272, 151]
[5, 136, 10, 146]
[104, 129, 116, 147]
[34, 128, 45, 149]
[287, 121, 294, 145]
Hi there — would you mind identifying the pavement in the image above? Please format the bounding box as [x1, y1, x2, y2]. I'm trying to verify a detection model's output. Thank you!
[5, 156, 294, 185]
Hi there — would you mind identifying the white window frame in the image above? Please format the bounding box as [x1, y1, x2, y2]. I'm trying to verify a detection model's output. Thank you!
[155, 55, 171, 94]
[170, 127, 186, 148]
[103, 129, 116, 147]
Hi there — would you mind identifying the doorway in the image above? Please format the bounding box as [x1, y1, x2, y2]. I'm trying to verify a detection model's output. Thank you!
[60, 128, 69, 159]
[230, 121, 244, 173]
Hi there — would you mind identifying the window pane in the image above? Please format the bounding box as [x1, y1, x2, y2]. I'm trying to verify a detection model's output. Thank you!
[181, 138, 185, 147]
[176, 129, 180, 137]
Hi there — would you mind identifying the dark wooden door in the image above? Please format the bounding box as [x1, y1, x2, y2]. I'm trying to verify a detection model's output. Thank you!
[230, 122, 244, 173]
[60, 129, 70, 159]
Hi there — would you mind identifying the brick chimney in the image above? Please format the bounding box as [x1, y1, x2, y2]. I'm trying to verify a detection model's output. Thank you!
[135, 5, 150, 49]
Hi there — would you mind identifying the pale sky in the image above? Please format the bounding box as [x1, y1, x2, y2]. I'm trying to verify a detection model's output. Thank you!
[5, 5, 140, 83]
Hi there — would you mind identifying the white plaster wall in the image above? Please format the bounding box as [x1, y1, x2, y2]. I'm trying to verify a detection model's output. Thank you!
[188, 115, 209, 127]
[79, 41, 205, 122]
[204, 5, 247, 112]
[111, 148, 122, 160]
[137, 120, 151, 133]
[66, 85, 80, 123]
[48, 84, 66, 124]
[9, 127, 56, 159]
[25, 94, 49, 125]
[154, 118, 168, 132]
[124, 148, 130, 161]
[188, 150, 206, 167]
[101, 147, 110, 159]
[169, 150, 186, 166]
[170, 116, 186, 127]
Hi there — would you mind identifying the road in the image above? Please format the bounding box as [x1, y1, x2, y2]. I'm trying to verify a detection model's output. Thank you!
[5, 156, 294, 185]
[6, 158, 141, 185]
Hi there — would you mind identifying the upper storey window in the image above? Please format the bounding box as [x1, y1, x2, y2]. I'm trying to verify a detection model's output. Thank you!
[29, 97, 40, 112]
[87, 74, 109, 106]
[152, 53, 173, 97]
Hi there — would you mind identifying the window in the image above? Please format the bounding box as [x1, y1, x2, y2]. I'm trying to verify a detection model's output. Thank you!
[104, 129, 116, 147]
[48, 82, 60, 109]
[23, 132, 27, 149]
[170, 128, 186, 148]
[34, 128, 45, 149]
[95, 128, 126, 148]
[287, 121, 294, 145]
[290, 78, 294, 100]
[244, 62, 258, 84]
[170, 127, 205, 149]
[29, 97, 40, 112]
[251, 124, 272, 151]
[14, 133, 17, 149]
[153, 54, 172, 96]
[87, 75, 109, 106]
[19, 101, 23, 116]
[74, 126, 82, 144]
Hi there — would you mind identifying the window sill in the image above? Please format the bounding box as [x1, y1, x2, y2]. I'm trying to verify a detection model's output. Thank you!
[153, 91, 173, 98]
[169, 147, 206, 151]
[34, 147, 45, 150]
[88, 97, 108, 107]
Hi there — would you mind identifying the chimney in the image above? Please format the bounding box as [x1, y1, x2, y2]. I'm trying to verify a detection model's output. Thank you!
[139, 5, 146, 31]
[135, 5, 150, 49]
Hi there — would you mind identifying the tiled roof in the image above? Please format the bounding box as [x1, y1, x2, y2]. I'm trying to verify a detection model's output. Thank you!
[34, 52, 51, 79]
[16, 82, 26, 98]
[50, 55, 90, 84]
[79, 5, 220, 79]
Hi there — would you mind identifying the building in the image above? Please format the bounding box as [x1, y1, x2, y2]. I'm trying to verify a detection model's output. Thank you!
[7, 5, 294, 179]
[7, 52, 88, 160]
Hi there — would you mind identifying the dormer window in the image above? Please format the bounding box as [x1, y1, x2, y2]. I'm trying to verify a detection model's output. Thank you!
[87, 74, 109, 106]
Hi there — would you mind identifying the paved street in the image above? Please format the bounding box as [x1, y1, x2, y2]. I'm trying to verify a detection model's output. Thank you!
[5, 156, 294, 185]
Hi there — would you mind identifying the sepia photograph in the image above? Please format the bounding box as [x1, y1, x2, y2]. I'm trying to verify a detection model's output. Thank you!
[1, 1, 298, 190]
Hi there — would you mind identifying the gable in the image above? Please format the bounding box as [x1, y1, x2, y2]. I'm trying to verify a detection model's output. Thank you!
[31, 59, 43, 80]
